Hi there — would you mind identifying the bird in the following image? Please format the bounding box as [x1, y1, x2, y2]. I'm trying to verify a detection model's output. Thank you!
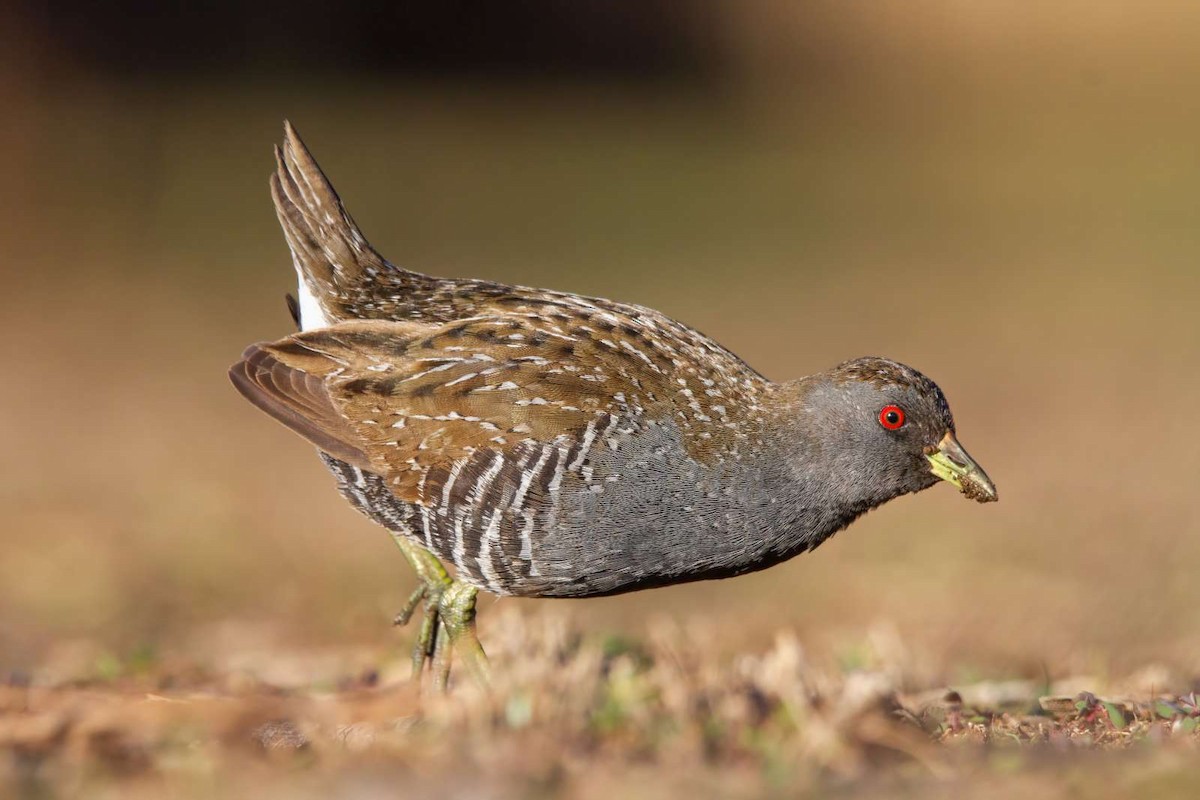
[230, 122, 997, 688]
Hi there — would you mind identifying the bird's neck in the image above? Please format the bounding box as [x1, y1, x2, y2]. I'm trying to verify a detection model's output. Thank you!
[740, 378, 899, 559]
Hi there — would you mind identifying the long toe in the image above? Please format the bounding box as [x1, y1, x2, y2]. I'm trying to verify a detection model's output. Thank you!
[411, 593, 443, 679]
[392, 584, 427, 627]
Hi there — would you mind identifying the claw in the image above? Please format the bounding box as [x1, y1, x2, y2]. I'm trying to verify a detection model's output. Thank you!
[390, 536, 490, 690]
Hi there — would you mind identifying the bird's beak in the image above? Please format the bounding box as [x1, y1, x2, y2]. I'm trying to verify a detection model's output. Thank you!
[926, 432, 997, 503]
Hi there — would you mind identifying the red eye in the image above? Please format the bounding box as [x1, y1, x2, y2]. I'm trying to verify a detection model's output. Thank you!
[879, 405, 906, 430]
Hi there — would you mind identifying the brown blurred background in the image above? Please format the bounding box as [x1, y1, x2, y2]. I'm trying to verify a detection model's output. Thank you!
[3, 1, 1198, 683]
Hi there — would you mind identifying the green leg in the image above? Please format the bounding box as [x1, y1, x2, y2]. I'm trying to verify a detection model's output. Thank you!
[436, 581, 491, 689]
[390, 536, 490, 690]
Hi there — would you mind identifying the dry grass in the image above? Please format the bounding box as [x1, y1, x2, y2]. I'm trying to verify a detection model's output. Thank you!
[3, 611, 1199, 799]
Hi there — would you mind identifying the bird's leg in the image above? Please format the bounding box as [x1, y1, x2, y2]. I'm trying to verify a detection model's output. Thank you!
[391, 537, 450, 678]
[390, 536, 490, 689]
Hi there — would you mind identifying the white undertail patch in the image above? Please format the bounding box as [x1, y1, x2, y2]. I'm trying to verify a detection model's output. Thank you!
[295, 273, 331, 330]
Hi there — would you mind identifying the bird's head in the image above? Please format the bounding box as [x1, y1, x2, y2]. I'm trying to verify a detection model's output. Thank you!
[795, 357, 997, 505]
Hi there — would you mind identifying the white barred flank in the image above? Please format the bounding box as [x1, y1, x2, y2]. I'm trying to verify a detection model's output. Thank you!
[546, 441, 573, 495]
[438, 457, 468, 515]
[451, 507, 470, 579]
[511, 444, 554, 512]
[465, 452, 506, 508]
[476, 509, 505, 592]
[568, 418, 600, 472]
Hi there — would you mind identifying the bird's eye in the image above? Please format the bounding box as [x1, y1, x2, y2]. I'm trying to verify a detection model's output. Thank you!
[878, 405, 906, 430]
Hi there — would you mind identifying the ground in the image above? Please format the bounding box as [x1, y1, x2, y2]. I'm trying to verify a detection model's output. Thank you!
[4, 611, 1198, 799]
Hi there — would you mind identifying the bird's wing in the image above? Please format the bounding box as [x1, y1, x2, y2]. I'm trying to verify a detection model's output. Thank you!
[229, 316, 766, 507]
[230, 339, 372, 469]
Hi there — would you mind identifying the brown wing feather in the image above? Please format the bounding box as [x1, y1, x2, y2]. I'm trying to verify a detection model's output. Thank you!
[232, 313, 769, 507]
[229, 342, 372, 469]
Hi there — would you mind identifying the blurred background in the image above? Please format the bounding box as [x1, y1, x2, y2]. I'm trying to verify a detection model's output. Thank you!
[3, 0, 1199, 685]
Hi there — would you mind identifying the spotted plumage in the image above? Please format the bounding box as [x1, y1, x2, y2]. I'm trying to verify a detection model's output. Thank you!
[231, 122, 996, 645]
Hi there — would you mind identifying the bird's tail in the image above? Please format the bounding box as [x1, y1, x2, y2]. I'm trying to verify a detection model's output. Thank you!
[271, 121, 405, 310]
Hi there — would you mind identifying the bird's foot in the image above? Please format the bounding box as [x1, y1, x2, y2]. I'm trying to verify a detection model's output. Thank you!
[391, 538, 491, 690]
